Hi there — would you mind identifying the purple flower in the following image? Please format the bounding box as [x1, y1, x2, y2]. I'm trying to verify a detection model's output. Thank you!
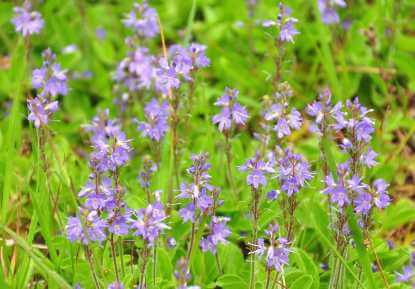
[137, 98, 169, 141]
[213, 88, 249, 132]
[354, 192, 372, 215]
[322, 174, 350, 207]
[12, 2, 44, 36]
[115, 47, 156, 91]
[373, 179, 390, 209]
[27, 98, 58, 128]
[278, 149, 312, 196]
[252, 224, 291, 272]
[123, 1, 159, 38]
[96, 27, 106, 39]
[155, 58, 181, 94]
[200, 217, 231, 254]
[240, 153, 274, 189]
[66, 210, 107, 244]
[189, 43, 210, 68]
[138, 158, 157, 188]
[264, 84, 302, 138]
[361, 148, 377, 167]
[396, 265, 413, 283]
[179, 203, 196, 223]
[32, 49, 68, 97]
[130, 201, 168, 246]
[263, 3, 299, 43]
[108, 282, 124, 289]
[108, 216, 129, 236]
[318, 0, 346, 25]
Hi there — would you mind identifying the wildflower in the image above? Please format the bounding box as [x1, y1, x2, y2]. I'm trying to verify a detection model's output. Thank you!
[178, 154, 216, 222]
[155, 58, 181, 95]
[239, 153, 274, 189]
[252, 224, 291, 272]
[114, 47, 156, 92]
[278, 149, 312, 196]
[108, 281, 124, 289]
[361, 148, 377, 168]
[123, 1, 159, 38]
[189, 43, 210, 68]
[396, 265, 413, 284]
[12, 2, 44, 36]
[136, 98, 169, 141]
[130, 201, 169, 246]
[263, 2, 299, 43]
[264, 82, 302, 138]
[318, 0, 346, 24]
[373, 179, 390, 209]
[27, 97, 58, 128]
[66, 210, 107, 244]
[213, 88, 248, 132]
[322, 166, 350, 208]
[96, 27, 106, 39]
[200, 216, 231, 253]
[138, 158, 157, 188]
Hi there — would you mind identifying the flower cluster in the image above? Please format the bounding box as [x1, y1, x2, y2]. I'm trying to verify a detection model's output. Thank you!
[323, 162, 390, 214]
[212, 88, 249, 132]
[66, 112, 132, 244]
[12, 1, 44, 37]
[114, 47, 156, 92]
[278, 148, 312, 196]
[178, 154, 231, 254]
[156, 43, 210, 95]
[136, 98, 169, 142]
[137, 157, 157, 189]
[239, 152, 275, 189]
[311, 96, 391, 225]
[130, 194, 169, 246]
[28, 49, 67, 128]
[200, 216, 231, 254]
[123, 1, 159, 38]
[263, 2, 299, 43]
[318, 0, 347, 25]
[178, 153, 214, 222]
[252, 224, 291, 272]
[264, 82, 302, 139]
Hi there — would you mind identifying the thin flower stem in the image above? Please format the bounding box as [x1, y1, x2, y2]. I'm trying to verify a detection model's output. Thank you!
[158, 16, 180, 214]
[265, 267, 272, 289]
[139, 246, 149, 289]
[366, 233, 390, 288]
[273, 38, 283, 90]
[249, 187, 260, 289]
[84, 246, 101, 289]
[224, 133, 237, 198]
[215, 253, 223, 274]
[110, 234, 120, 283]
[187, 202, 197, 262]
[153, 242, 157, 287]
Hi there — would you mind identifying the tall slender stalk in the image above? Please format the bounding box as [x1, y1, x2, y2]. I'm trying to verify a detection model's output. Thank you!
[249, 187, 260, 289]
[110, 234, 120, 283]
[84, 246, 102, 289]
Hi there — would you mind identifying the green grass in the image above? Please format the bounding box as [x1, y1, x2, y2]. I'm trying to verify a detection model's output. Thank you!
[0, 0, 415, 288]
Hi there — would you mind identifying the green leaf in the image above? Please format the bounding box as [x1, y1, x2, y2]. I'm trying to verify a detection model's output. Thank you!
[215, 274, 248, 289]
[290, 274, 313, 289]
[346, 206, 376, 288]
